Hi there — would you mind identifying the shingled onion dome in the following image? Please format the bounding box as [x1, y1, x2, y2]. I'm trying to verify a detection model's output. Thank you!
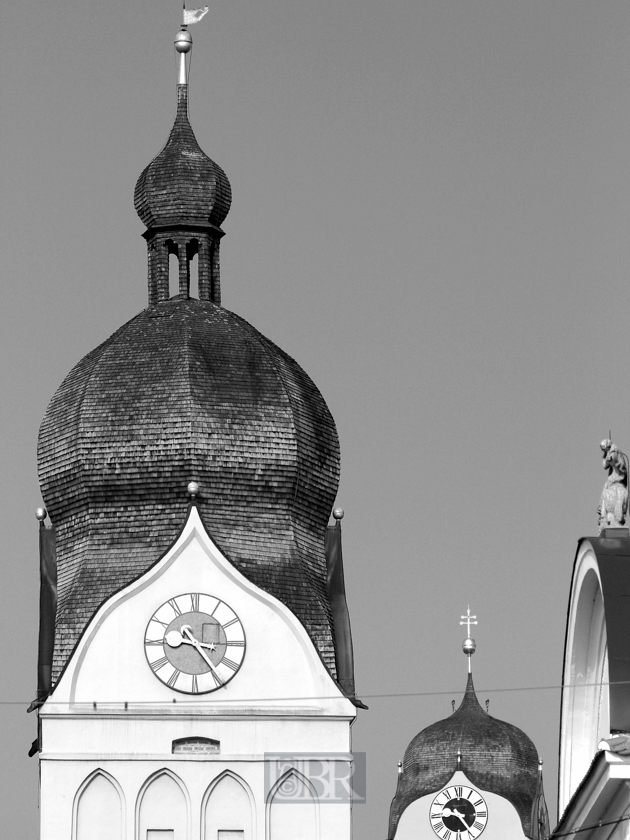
[133, 85, 231, 230]
[387, 674, 543, 839]
[37, 30, 340, 690]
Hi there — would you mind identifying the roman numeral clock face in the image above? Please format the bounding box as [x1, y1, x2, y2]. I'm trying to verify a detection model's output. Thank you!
[430, 786, 488, 839]
[145, 594, 246, 694]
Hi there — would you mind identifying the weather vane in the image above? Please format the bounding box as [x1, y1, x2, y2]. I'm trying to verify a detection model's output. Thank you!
[182, 2, 210, 27]
[460, 606, 478, 673]
[176, 3, 210, 86]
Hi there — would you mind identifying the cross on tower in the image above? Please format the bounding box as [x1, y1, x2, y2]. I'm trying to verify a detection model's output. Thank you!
[460, 606, 478, 637]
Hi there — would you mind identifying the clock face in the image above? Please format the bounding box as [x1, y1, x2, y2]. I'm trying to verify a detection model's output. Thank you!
[145, 593, 246, 694]
[430, 785, 488, 839]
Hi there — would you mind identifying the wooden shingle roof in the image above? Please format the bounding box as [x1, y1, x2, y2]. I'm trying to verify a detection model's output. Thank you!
[38, 299, 340, 684]
[134, 84, 231, 230]
[388, 674, 541, 838]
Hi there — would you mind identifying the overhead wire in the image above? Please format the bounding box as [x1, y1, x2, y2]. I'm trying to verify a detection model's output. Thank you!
[0, 677, 625, 707]
[552, 812, 630, 837]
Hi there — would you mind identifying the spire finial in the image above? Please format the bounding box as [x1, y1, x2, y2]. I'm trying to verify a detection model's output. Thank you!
[175, 28, 193, 85]
[460, 606, 478, 673]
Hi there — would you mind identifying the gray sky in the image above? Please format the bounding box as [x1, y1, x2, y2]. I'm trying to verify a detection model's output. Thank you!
[3, 0, 630, 836]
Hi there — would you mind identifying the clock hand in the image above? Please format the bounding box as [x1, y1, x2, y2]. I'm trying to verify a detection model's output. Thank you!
[180, 626, 225, 687]
[452, 812, 470, 830]
[164, 630, 217, 650]
[442, 808, 470, 831]
[165, 630, 184, 648]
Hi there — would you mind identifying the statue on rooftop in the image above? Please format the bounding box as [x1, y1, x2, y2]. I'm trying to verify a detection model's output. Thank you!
[598, 439, 629, 533]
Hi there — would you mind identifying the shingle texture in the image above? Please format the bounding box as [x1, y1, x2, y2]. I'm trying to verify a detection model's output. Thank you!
[37, 298, 340, 684]
[388, 674, 540, 838]
[134, 84, 231, 230]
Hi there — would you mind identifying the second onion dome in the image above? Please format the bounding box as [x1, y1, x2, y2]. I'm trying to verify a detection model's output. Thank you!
[387, 623, 549, 839]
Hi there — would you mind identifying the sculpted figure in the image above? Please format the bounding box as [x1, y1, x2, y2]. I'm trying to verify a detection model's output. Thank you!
[598, 439, 629, 532]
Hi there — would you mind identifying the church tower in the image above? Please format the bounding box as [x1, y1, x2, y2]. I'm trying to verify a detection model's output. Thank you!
[32, 23, 361, 840]
[387, 612, 549, 840]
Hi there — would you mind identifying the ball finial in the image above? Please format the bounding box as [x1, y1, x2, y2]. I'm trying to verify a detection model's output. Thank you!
[187, 481, 199, 498]
[35, 507, 47, 522]
[175, 30, 193, 54]
[333, 507, 344, 520]
[463, 637, 476, 656]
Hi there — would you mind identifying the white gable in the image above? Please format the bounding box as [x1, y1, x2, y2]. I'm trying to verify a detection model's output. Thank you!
[394, 771, 527, 840]
[48, 506, 353, 716]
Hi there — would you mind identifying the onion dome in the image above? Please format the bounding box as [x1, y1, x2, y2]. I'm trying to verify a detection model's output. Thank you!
[38, 300, 340, 684]
[134, 84, 231, 230]
[388, 674, 542, 838]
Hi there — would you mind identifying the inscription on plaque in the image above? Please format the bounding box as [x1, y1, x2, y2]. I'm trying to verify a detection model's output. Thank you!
[172, 737, 220, 755]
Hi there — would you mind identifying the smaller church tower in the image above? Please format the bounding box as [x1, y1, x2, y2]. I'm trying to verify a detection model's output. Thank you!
[387, 611, 549, 840]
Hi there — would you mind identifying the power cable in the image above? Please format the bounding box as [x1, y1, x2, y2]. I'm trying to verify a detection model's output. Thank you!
[552, 812, 630, 837]
[0, 677, 625, 707]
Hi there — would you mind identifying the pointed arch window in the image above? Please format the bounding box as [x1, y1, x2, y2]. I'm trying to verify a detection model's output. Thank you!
[137, 770, 189, 840]
[202, 772, 254, 840]
[74, 770, 123, 840]
[267, 769, 319, 840]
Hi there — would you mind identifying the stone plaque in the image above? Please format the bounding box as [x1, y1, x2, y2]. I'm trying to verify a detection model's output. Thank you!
[172, 737, 220, 755]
